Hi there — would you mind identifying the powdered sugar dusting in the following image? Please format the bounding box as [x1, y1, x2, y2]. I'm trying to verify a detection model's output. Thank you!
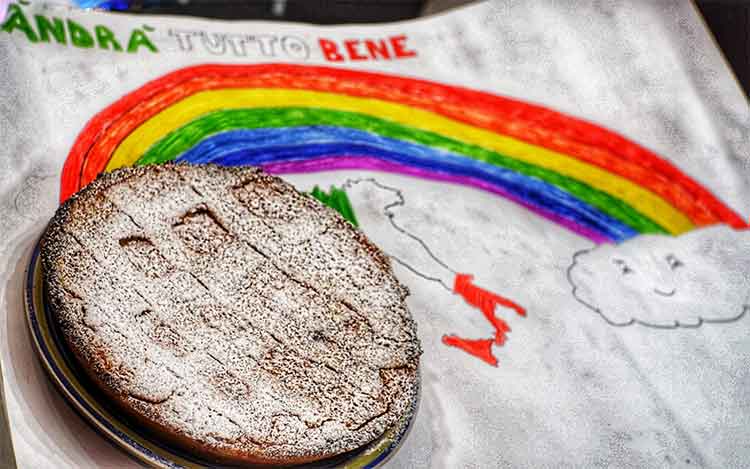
[41, 163, 421, 465]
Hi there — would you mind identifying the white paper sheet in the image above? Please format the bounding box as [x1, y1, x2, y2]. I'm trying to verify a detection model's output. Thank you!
[1, 1, 749, 467]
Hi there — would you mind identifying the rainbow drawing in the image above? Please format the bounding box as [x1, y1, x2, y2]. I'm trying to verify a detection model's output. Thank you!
[60, 64, 745, 244]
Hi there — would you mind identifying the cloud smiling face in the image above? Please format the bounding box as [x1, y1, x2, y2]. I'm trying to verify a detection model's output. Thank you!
[568, 225, 750, 328]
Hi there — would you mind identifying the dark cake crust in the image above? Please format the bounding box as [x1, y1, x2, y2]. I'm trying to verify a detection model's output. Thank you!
[41, 163, 421, 466]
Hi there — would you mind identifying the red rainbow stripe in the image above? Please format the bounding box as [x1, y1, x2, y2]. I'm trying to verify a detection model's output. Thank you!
[61, 64, 745, 231]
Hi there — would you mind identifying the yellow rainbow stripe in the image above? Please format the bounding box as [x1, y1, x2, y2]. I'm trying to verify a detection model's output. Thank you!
[108, 88, 693, 234]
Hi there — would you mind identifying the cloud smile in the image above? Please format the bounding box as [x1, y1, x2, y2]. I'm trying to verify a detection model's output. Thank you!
[653, 288, 676, 297]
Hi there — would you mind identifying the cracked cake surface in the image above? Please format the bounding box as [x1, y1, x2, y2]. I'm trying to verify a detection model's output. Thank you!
[41, 163, 421, 466]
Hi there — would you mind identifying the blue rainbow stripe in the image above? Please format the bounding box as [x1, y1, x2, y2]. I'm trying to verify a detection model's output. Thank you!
[171, 127, 637, 241]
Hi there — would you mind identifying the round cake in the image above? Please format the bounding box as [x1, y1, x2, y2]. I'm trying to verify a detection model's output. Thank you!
[41, 163, 421, 466]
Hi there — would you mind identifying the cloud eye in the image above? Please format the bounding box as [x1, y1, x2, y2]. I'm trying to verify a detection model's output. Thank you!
[612, 258, 634, 275]
[666, 254, 683, 270]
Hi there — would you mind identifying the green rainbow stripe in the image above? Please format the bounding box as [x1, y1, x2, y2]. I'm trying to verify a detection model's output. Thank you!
[60, 64, 746, 244]
[137, 108, 665, 234]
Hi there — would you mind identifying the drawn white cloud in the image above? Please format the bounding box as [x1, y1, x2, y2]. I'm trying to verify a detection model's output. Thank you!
[567, 225, 750, 328]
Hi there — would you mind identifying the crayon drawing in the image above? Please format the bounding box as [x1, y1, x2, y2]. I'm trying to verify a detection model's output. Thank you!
[60, 64, 746, 365]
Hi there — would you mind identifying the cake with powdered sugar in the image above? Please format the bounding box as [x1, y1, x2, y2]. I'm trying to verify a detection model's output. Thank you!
[41, 163, 421, 466]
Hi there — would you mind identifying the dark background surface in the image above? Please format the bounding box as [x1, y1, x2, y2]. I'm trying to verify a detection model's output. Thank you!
[120, 0, 749, 97]
[696, 1, 749, 97]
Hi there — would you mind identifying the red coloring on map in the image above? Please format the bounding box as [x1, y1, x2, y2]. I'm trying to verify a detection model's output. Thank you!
[442, 335, 498, 367]
[453, 273, 526, 345]
[443, 274, 527, 366]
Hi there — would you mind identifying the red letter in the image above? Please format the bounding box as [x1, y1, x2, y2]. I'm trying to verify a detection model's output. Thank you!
[318, 38, 343, 62]
[344, 39, 367, 61]
[390, 34, 417, 58]
[365, 39, 391, 60]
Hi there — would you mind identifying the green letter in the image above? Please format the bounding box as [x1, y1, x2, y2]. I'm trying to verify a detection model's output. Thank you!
[35, 15, 66, 44]
[1, 5, 39, 43]
[67, 19, 94, 48]
[127, 28, 158, 53]
[95, 25, 122, 51]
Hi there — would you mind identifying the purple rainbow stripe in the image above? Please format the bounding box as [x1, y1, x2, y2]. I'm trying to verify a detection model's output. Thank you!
[262, 156, 610, 243]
